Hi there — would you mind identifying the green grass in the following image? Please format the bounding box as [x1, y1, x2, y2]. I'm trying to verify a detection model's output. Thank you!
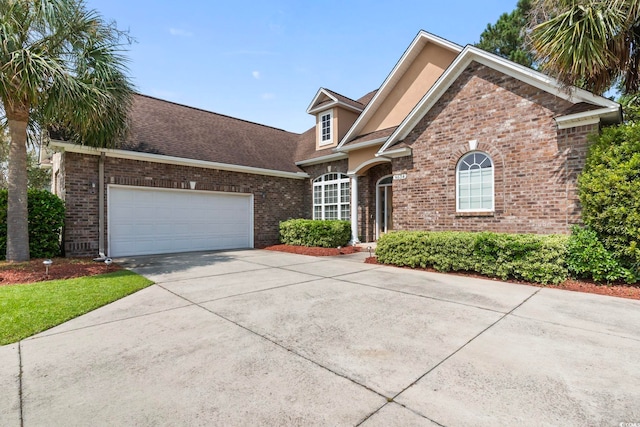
[0, 270, 153, 345]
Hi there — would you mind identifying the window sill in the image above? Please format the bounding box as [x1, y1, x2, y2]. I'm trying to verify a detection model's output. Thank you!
[455, 211, 495, 218]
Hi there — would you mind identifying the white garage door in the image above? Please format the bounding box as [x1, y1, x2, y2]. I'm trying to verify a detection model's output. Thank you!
[108, 186, 253, 257]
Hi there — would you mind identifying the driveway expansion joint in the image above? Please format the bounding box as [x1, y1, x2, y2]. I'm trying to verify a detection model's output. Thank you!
[510, 313, 640, 343]
[160, 286, 391, 403]
[18, 341, 24, 427]
[337, 277, 518, 315]
[391, 288, 543, 400]
[149, 265, 274, 285]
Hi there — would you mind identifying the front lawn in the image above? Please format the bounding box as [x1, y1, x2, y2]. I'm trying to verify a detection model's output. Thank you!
[0, 270, 153, 345]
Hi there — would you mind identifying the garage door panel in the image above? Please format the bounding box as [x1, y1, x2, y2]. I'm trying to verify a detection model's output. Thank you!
[109, 186, 253, 257]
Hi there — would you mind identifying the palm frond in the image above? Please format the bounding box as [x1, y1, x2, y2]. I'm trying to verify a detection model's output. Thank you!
[0, 0, 134, 147]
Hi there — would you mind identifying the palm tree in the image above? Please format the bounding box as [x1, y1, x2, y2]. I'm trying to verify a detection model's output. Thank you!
[530, 0, 640, 95]
[0, 0, 134, 261]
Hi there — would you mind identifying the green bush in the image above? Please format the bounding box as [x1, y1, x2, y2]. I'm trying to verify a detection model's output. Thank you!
[279, 219, 351, 248]
[566, 226, 637, 283]
[579, 123, 640, 272]
[376, 230, 569, 284]
[0, 189, 65, 260]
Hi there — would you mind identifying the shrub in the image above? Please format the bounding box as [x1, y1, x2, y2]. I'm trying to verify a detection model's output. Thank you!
[279, 219, 351, 248]
[579, 123, 640, 272]
[0, 189, 65, 260]
[566, 226, 636, 283]
[376, 230, 568, 284]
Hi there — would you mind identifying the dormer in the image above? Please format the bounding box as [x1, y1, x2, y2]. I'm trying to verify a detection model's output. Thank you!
[307, 88, 364, 150]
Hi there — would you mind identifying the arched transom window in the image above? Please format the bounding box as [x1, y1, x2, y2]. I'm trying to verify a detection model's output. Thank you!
[457, 152, 494, 211]
[313, 173, 350, 220]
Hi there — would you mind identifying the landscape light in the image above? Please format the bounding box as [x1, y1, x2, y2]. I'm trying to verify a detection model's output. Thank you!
[43, 259, 53, 277]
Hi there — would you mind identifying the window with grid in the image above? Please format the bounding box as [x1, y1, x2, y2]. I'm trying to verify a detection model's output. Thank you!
[320, 111, 332, 145]
[457, 152, 494, 211]
[312, 173, 350, 220]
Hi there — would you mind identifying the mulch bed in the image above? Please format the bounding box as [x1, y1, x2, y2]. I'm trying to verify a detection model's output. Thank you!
[3, 247, 638, 301]
[364, 256, 640, 301]
[0, 258, 121, 286]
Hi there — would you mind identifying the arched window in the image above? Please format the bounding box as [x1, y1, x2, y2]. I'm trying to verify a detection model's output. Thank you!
[457, 152, 494, 211]
[313, 173, 350, 220]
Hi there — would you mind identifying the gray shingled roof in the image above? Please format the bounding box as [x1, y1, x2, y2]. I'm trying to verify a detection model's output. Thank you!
[344, 126, 397, 146]
[319, 88, 366, 110]
[560, 102, 605, 116]
[122, 94, 302, 173]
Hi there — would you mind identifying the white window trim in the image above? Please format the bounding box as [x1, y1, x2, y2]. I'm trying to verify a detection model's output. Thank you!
[313, 173, 350, 220]
[318, 110, 333, 146]
[456, 151, 495, 212]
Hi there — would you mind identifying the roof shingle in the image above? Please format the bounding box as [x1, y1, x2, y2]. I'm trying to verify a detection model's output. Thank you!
[121, 94, 302, 173]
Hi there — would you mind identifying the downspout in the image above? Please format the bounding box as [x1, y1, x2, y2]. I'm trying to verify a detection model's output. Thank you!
[98, 152, 105, 257]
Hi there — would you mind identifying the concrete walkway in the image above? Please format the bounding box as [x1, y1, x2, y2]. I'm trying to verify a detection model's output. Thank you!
[2, 249, 639, 426]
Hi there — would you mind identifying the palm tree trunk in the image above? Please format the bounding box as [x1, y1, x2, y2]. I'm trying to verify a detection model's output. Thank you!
[6, 108, 30, 262]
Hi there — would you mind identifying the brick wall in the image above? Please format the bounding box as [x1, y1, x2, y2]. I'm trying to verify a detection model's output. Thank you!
[390, 62, 598, 235]
[61, 152, 306, 257]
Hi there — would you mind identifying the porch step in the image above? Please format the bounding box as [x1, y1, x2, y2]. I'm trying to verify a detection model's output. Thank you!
[354, 242, 376, 254]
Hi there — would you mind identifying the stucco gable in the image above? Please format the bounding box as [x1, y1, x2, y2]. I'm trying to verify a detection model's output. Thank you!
[337, 31, 462, 150]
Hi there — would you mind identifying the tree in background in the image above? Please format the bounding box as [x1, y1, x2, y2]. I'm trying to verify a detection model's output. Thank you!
[476, 0, 535, 68]
[0, 130, 50, 191]
[529, 0, 640, 95]
[0, 0, 134, 261]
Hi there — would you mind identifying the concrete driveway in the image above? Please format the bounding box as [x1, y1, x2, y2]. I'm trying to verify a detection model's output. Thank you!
[2, 249, 639, 426]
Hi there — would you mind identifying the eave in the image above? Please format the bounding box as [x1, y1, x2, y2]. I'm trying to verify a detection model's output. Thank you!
[554, 106, 621, 130]
[295, 152, 348, 167]
[50, 140, 310, 180]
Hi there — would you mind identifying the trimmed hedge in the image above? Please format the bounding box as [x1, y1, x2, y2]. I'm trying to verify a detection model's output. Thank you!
[376, 230, 569, 284]
[0, 189, 65, 260]
[579, 124, 640, 269]
[567, 226, 637, 283]
[279, 219, 351, 248]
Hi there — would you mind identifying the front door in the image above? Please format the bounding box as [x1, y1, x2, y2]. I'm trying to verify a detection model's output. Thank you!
[376, 176, 393, 240]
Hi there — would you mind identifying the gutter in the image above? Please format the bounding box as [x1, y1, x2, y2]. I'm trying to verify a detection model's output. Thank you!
[554, 106, 621, 130]
[295, 152, 348, 167]
[49, 140, 310, 180]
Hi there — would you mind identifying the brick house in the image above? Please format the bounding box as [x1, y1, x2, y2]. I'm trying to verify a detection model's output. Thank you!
[49, 31, 621, 257]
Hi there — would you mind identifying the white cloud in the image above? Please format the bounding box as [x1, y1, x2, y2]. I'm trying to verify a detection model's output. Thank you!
[252, 71, 261, 80]
[261, 93, 275, 100]
[169, 28, 194, 37]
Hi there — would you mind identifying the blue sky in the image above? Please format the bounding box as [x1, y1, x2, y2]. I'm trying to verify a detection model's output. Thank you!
[85, 0, 518, 133]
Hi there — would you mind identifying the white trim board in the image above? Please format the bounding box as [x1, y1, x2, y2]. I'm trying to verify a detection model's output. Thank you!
[50, 140, 309, 180]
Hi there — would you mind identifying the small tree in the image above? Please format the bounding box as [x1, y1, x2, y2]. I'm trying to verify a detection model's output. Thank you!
[1, 0, 134, 261]
[578, 123, 640, 273]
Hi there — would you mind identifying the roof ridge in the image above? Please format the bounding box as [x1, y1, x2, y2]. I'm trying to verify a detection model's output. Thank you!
[321, 88, 364, 106]
[134, 93, 301, 135]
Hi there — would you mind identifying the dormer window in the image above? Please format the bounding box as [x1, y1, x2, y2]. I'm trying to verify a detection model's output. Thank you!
[319, 110, 333, 146]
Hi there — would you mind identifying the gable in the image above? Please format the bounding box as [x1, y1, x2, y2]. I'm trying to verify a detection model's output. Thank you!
[360, 42, 459, 135]
[379, 46, 622, 154]
[401, 62, 574, 150]
[338, 31, 461, 148]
